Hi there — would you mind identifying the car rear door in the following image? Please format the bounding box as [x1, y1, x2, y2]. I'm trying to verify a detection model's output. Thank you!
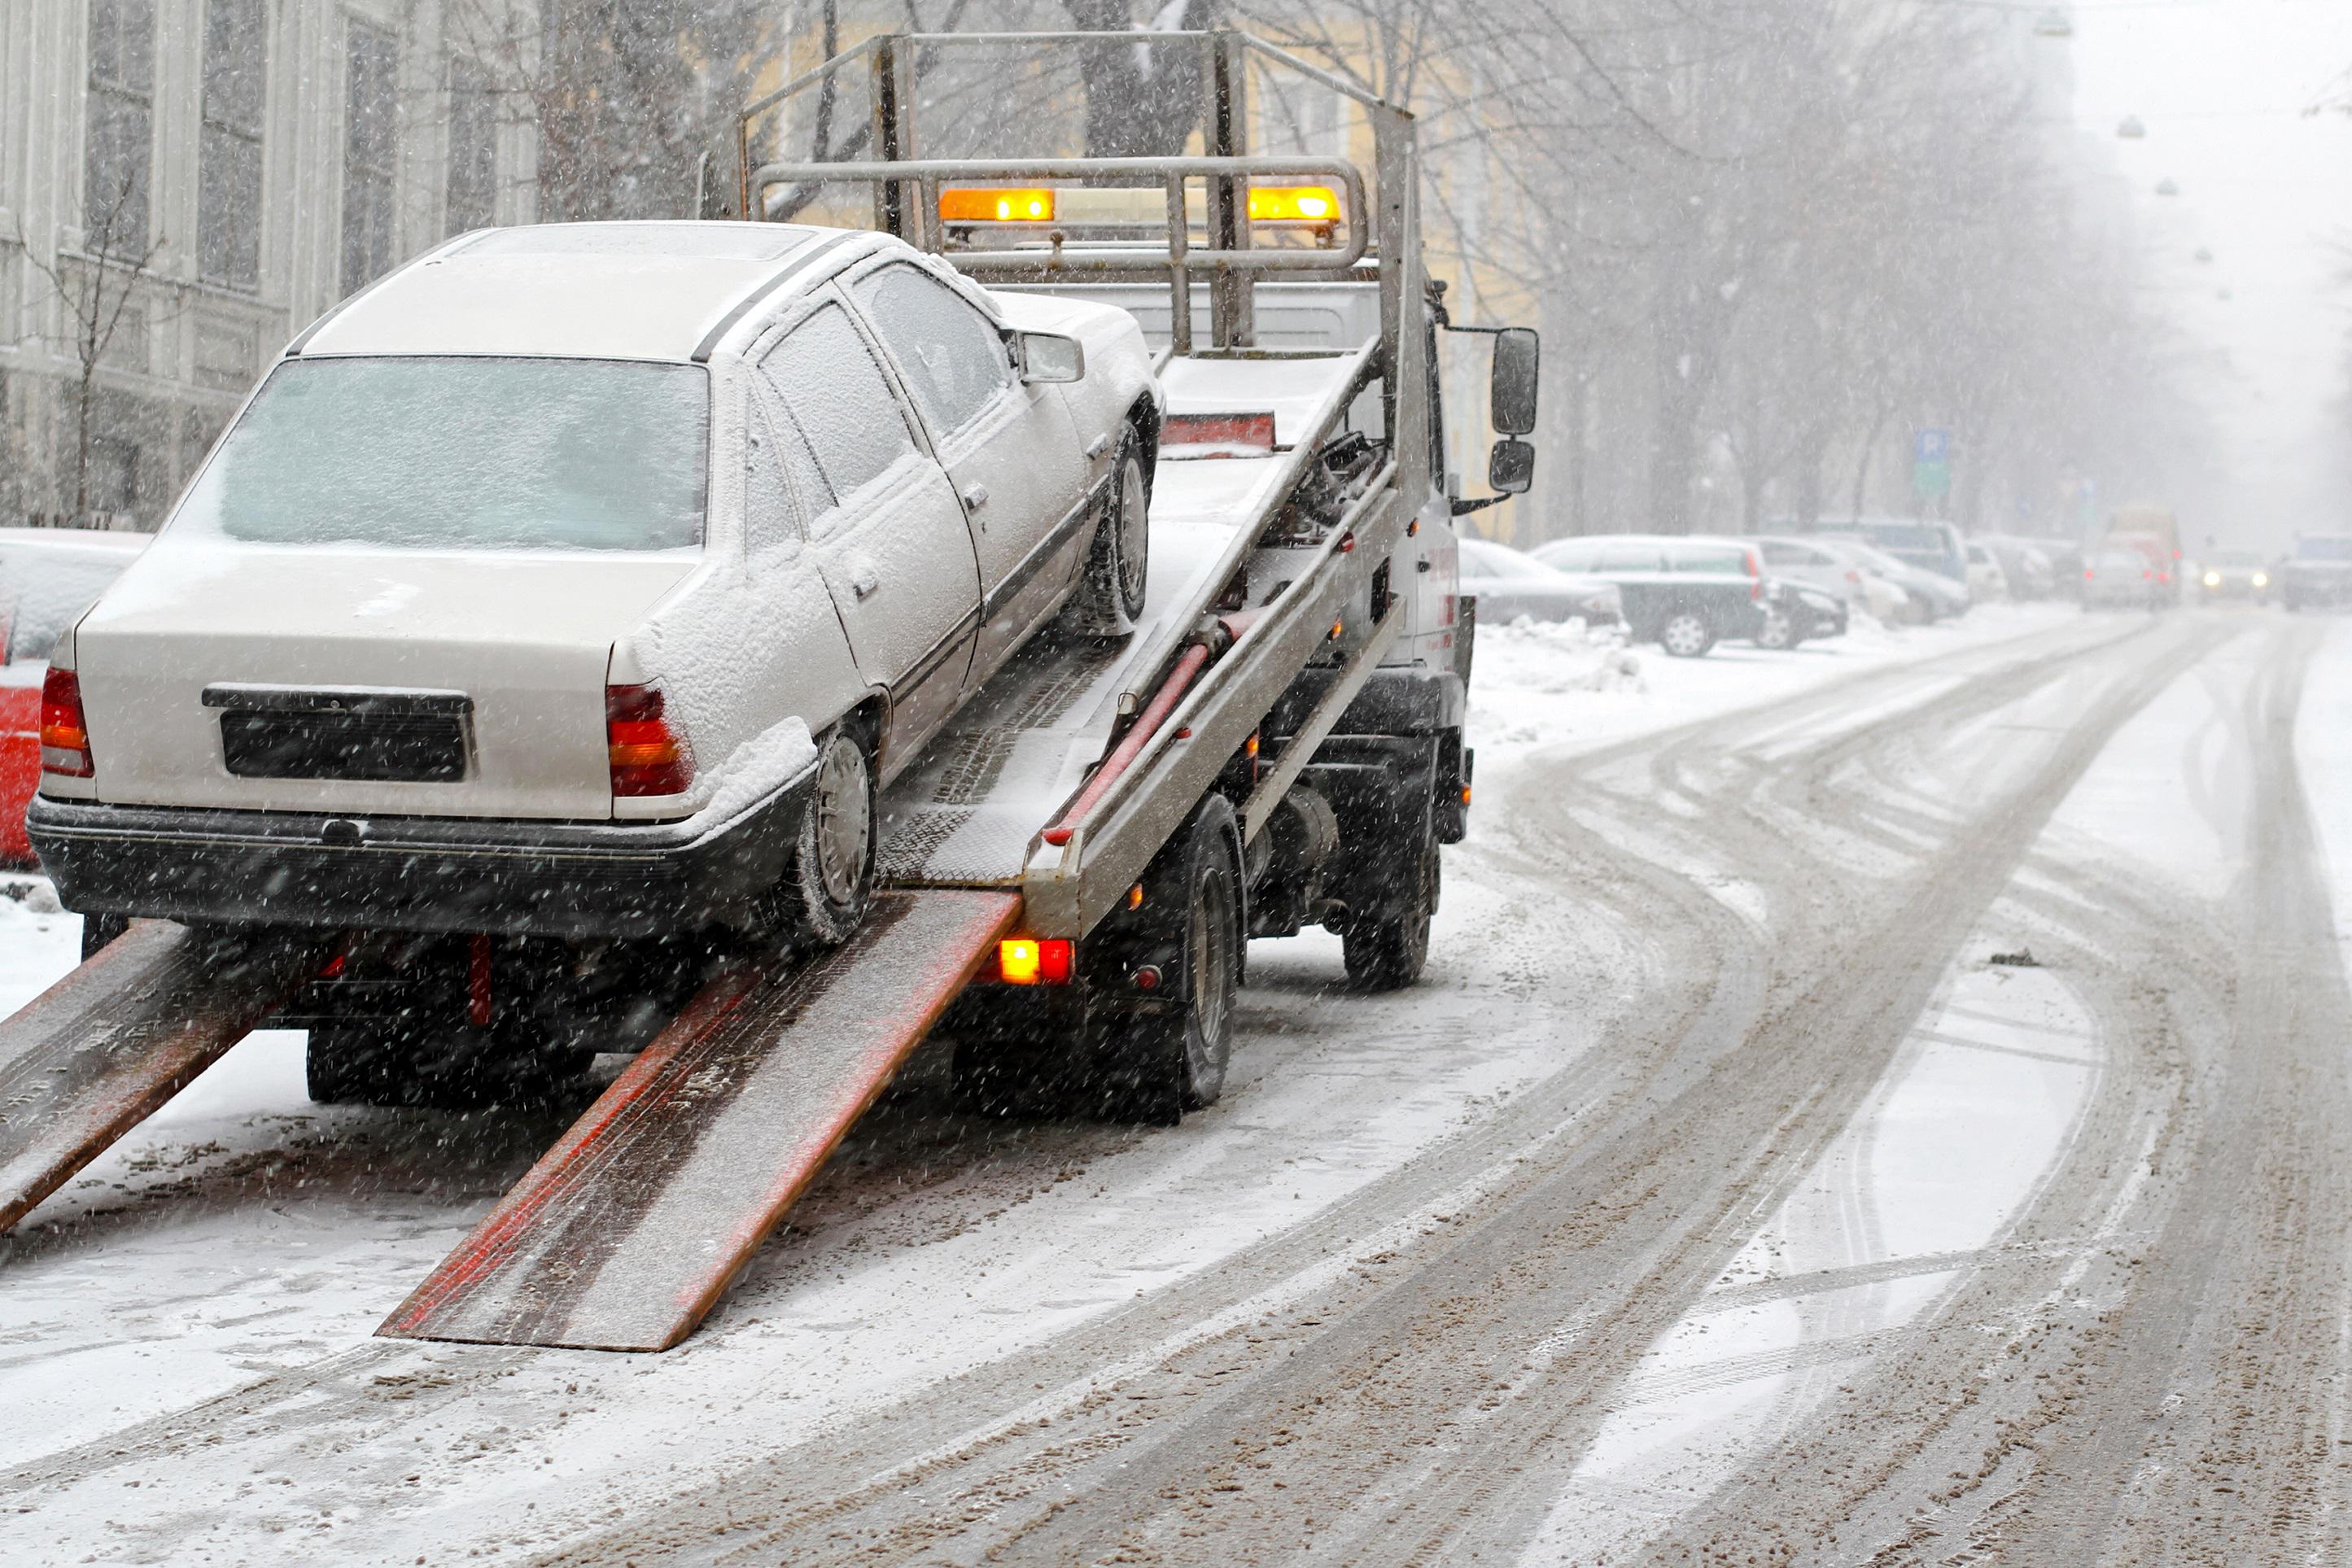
[847, 260, 1088, 682]
[755, 301, 981, 774]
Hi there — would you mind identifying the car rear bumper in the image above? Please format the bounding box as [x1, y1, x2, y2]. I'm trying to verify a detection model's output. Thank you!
[28, 764, 819, 940]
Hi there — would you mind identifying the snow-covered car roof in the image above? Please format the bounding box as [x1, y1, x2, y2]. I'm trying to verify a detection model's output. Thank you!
[292, 221, 852, 364]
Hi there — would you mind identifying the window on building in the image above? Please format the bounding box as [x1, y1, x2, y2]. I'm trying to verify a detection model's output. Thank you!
[84, 0, 155, 257]
[340, 23, 400, 294]
[445, 55, 496, 234]
[199, 0, 267, 291]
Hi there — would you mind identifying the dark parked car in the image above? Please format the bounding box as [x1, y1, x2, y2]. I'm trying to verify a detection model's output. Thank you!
[1532, 535, 1790, 657]
[2278, 535, 2352, 611]
[1456, 539, 1624, 627]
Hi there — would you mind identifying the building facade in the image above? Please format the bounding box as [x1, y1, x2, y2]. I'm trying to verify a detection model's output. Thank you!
[0, 0, 539, 528]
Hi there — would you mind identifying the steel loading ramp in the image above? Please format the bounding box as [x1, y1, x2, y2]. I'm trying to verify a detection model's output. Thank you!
[380, 889, 1019, 1352]
[0, 919, 330, 1234]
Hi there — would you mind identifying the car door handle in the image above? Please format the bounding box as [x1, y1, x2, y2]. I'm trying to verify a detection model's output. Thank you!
[962, 483, 990, 511]
[850, 556, 882, 600]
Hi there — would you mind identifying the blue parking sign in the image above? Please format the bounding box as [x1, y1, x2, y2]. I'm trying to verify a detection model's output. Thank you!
[1915, 428, 1950, 464]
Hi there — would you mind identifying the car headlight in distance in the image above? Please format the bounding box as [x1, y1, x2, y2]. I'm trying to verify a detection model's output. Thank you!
[2254, 571, 2270, 587]
[2203, 570, 2223, 587]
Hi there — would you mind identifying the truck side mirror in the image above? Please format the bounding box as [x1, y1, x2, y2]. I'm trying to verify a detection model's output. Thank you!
[1488, 438, 1535, 495]
[1014, 330, 1085, 384]
[1490, 327, 1540, 435]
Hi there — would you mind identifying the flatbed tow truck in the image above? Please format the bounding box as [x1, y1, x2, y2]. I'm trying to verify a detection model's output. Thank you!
[0, 30, 1537, 1352]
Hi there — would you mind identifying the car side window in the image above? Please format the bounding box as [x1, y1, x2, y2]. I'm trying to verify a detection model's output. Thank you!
[1598, 544, 1663, 572]
[744, 396, 828, 556]
[1545, 541, 1598, 571]
[757, 304, 918, 508]
[853, 264, 1015, 438]
[1759, 543, 1799, 566]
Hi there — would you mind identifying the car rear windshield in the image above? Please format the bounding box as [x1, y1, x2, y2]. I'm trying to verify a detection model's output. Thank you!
[2297, 536, 2352, 562]
[1868, 523, 1947, 553]
[178, 357, 708, 552]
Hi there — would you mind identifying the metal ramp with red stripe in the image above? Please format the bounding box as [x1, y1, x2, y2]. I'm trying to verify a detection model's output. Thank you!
[0, 920, 330, 1234]
[378, 889, 1020, 1352]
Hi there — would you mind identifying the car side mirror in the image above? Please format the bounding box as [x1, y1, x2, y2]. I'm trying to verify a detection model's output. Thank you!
[1014, 330, 1085, 384]
[1488, 437, 1535, 495]
[1490, 327, 1540, 435]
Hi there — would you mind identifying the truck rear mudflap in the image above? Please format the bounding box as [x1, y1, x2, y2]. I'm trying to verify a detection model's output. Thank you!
[29, 762, 817, 940]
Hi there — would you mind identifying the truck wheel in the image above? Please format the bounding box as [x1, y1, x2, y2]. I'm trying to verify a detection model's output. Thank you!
[1099, 797, 1241, 1125]
[1068, 436, 1150, 636]
[1343, 836, 1437, 992]
[1659, 611, 1716, 658]
[778, 727, 877, 947]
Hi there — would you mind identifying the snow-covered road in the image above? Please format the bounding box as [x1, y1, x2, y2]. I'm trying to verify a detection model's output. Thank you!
[4, 603, 2347, 1564]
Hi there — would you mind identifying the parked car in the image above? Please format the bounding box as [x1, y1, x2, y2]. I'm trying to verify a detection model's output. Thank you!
[2083, 547, 2171, 610]
[1768, 583, 1851, 649]
[1841, 518, 1967, 583]
[2277, 535, 2352, 611]
[1532, 535, 1786, 657]
[1963, 542, 2010, 601]
[30, 221, 1161, 947]
[1975, 535, 2058, 599]
[1456, 538, 1623, 627]
[1817, 533, 1970, 622]
[2197, 550, 2270, 602]
[0, 530, 146, 866]
[1747, 535, 1910, 623]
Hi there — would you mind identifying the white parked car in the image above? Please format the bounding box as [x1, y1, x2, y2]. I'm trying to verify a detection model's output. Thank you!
[31, 221, 1161, 946]
[1747, 535, 1911, 624]
[1963, 542, 2010, 601]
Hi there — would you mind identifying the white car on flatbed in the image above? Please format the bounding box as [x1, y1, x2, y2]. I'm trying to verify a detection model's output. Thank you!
[31, 221, 1161, 946]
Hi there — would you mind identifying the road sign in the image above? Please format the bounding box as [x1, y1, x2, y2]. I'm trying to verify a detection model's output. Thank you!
[1913, 427, 1951, 500]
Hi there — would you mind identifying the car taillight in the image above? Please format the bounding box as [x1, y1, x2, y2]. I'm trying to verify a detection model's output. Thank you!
[39, 667, 93, 778]
[605, 683, 694, 797]
[1845, 569, 1861, 585]
[2084, 567, 2096, 580]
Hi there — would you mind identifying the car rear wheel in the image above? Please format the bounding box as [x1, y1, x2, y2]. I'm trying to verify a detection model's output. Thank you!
[776, 727, 877, 948]
[1753, 606, 1797, 651]
[1068, 436, 1150, 636]
[1659, 611, 1716, 658]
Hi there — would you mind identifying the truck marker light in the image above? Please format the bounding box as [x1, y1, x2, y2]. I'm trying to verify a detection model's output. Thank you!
[1329, 620, 1344, 640]
[940, 187, 1056, 223]
[468, 935, 494, 1028]
[1127, 883, 1145, 911]
[998, 938, 1075, 985]
[1133, 963, 1163, 991]
[1462, 784, 1473, 806]
[606, 683, 695, 797]
[39, 667, 94, 777]
[1339, 531, 1357, 553]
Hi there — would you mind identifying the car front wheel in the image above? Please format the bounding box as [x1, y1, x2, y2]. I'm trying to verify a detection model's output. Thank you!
[1659, 611, 1716, 658]
[1068, 435, 1150, 635]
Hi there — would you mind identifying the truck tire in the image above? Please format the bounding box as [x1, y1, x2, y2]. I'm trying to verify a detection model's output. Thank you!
[1098, 797, 1242, 1125]
[1659, 610, 1716, 658]
[1067, 435, 1150, 635]
[1343, 832, 1437, 991]
[777, 726, 877, 947]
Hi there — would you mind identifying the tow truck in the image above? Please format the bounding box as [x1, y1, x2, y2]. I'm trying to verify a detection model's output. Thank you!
[0, 29, 1538, 1352]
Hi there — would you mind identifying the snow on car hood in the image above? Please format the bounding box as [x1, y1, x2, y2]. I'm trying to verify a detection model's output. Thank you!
[70, 539, 699, 819]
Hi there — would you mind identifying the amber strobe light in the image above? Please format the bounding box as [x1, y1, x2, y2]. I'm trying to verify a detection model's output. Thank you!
[1246, 186, 1341, 222]
[998, 937, 1075, 985]
[40, 666, 92, 777]
[606, 683, 695, 797]
[940, 187, 1056, 223]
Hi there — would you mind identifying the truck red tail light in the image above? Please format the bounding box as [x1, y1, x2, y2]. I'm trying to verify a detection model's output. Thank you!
[605, 683, 694, 797]
[39, 667, 93, 777]
[997, 937, 1074, 985]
